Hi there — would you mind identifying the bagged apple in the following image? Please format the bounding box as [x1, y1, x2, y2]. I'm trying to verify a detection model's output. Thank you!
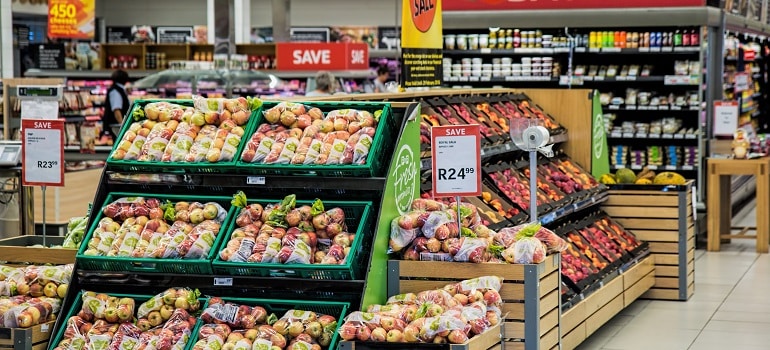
[511, 223, 548, 264]
[533, 225, 569, 253]
[388, 211, 425, 253]
[107, 323, 143, 350]
[410, 198, 446, 212]
[421, 210, 459, 240]
[137, 288, 201, 319]
[451, 238, 488, 263]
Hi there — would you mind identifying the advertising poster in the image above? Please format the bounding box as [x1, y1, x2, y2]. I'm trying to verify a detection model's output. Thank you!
[47, 0, 95, 39]
[401, 0, 443, 88]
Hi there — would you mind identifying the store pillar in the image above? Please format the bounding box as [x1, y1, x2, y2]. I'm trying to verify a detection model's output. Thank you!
[272, 0, 290, 42]
[0, 0, 13, 78]
[233, 0, 250, 44]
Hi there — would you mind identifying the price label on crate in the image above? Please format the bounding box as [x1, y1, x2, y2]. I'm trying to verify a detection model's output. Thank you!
[22, 119, 64, 187]
[431, 125, 481, 197]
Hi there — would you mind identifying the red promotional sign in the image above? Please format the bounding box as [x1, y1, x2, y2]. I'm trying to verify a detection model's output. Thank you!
[431, 125, 482, 197]
[21, 119, 65, 187]
[276, 43, 369, 71]
[47, 0, 95, 39]
[443, 0, 704, 11]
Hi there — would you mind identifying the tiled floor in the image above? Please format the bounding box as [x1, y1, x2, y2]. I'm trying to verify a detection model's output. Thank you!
[576, 202, 767, 350]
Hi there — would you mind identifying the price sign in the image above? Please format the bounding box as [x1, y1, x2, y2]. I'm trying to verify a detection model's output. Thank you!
[22, 120, 65, 187]
[431, 125, 481, 197]
[47, 0, 95, 39]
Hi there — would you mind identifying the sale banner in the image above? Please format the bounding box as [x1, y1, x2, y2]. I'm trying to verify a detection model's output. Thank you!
[431, 124, 482, 197]
[275, 42, 369, 70]
[401, 0, 443, 88]
[22, 119, 65, 187]
[48, 0, 95, 39]
[443, 0, 704, 11]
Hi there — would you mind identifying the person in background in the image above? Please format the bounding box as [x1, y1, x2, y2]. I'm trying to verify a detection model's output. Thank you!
[374, 65, 390, 93]
[104, 69, 130, 139]
[306, 71, 336, 97]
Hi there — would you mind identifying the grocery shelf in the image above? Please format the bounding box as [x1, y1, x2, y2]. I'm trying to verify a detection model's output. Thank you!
[539, 191, 609, 225]
[603, 105, 700, 112]
[612, 164, 697, 172]
[24, 69, 161, 79]
[64, 145, 112, 152]
[606, 132, 698, 140]
[369, 49, 399, 58]
[581, 46, 700, 54]
[444, 76, 558, 83]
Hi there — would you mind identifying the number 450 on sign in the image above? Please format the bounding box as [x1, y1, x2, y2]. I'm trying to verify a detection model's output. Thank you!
[431, 124, 481, 197]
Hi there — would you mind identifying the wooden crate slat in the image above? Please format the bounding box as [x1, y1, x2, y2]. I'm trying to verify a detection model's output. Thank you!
[630, 230, 680, 242]
[624, 271, 655, 307]
[604, 194, 679, 206]
[448, 323, 502, 350]
[540, 308, 559, 337]
[649, 242, 679, 254]
[539, 271, 559, 299]
[622, 257, 654, 288]
[540, 290, 560, 318]
[561, 302, 586, 335]
[602, 206, 681, 218]
[561, 323, 586, 350]
[0, 321, 54, 350]
[585, 294, 624, 336]
[394, 256, 555, 280]
[503, 308, 556, 340]
[654, 265, 680, 277]
[540, 326, 560, 350]
[607, 190, 679, 197]
[585, 276, 623, 315]
[615, 218, 681, 230]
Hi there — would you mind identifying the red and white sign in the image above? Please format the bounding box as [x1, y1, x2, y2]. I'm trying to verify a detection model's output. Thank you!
[431, 125, 481, 197]
[22, 119, 65, 187]
[276, 43, 369, 70]
[443, 0, 704, 11]
[713, 101, 739, 137]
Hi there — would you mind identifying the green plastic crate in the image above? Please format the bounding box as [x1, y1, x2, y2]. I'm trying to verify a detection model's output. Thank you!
[48, 291, 209, 350]
[212, 199, 373, 279]
[76, 192, 236, 274]
[235, 101, 396, 177]
[106, 99, 261, 174]
[188, 297, 348, 350]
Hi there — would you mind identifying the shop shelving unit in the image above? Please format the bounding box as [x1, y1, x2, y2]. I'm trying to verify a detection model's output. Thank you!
[49, 101, 419, 348]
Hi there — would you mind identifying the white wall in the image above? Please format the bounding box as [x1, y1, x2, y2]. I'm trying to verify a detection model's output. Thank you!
[96, 0, 208, 26]
[250, 0, 400, 27]
[10, 0, 47, 15]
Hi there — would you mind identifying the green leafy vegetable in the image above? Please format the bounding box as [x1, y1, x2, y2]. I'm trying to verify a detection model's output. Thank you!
[231, 191, 248, 208]
[310, 199, 325, 216]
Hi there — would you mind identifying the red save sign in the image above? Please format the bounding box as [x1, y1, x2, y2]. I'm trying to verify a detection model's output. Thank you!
[276, 43, 369, 70]
[431, 125, 481, 197]
[21, 119, 65, 187]
[443, 0, 704, 10]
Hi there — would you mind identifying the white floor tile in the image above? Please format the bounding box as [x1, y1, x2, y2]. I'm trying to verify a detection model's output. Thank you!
[602, 327, 700, 350]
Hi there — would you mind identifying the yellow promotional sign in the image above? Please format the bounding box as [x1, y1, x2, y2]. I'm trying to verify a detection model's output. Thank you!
[400, 0, 443, 88]
[48, 0, 95, 39]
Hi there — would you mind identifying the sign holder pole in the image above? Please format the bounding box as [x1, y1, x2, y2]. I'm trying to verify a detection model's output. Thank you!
[454, 195, 462, 230]
[41, 186, 47, 246]
[529, 150, 538, 222]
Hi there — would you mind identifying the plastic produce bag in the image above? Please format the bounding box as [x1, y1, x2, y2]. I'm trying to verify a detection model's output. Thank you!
[512, 224, 547, 264]
[388, 212, 422, 253]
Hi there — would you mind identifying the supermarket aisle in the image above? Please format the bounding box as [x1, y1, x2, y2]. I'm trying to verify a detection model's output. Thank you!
[577, 202, 769, 350]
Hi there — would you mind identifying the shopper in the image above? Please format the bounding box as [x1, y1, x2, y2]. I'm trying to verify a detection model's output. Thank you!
[104, 69, 130, 139]
[374, 66, 390, 93]
[306, 71, 336, 97]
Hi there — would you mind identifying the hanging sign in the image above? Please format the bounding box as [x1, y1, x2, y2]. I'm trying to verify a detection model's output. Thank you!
[713, 101, 739, 137]
[401, 0, 443, 88]
[443, 0, 705, 10]
[276, 43, 369, 70]
[47, 0, 95, 39]
[22, 120, 65, 187]
[734, 72, 750, 92]
[431, 124, 481, 197]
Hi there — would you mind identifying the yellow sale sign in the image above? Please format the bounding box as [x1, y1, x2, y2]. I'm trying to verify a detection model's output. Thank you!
[401, 0, 443, 49]
[48, 0, 95, 39]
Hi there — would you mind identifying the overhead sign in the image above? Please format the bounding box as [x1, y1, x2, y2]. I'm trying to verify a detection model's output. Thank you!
[47, 0, 95, 39]
[443, 0, 704, 10]
[401, 0, 443, 88]
[431, 125, 481, 197]
[22, 119, 65, 187]
[276, 43, 369, 70]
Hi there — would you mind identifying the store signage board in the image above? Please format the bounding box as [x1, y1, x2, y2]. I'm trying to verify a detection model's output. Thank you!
[591, 90, 610, 177]
[275, 42, 368, 70]
[443, 0, 704, 10]
[401, 0, 443, 88]
[431, 124, 481, 197]
[734, 72, 751, 92]
[713, 101, 739, 137]
[21, 119, 65, 187]
[47, 0, 95, 39]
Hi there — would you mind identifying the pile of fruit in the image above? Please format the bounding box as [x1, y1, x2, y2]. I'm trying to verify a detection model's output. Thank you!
[82, 197, 228, 259]
[53, 290, 198, 350]
[241, 102, 380, 165]
[489, 168, 547, 211]
[389, 199, 567, 264]
[338, 276, 503, 344]
[219, 193, 356, 265]
[450, 103, 502, 142]
[111, 96, 261, 163]
[561, 232, 608, 286]
[552, 159, 602, 191]
[194, 299, 339, 350]
[599, 167, 686, 185]
[0, 264, 71, 327]
[63, 216, 89, 249]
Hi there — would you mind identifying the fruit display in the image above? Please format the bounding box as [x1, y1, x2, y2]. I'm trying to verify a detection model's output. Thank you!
[0, 296, 61, 328]
[218, 193, 360, 265]
[240, 102, 380, 165]
[110, 96, 261, 163]
[479, 190, 522, 224]
[487, 167, 549, 211]
[53, 291, 197, 350]
[390, 198, 567, 264]
[522, 167, 567, 203]
[598, 167, 686, 185]
[560, 240, 601, 287]
[448, 102, 500, 142]
[63, 216, 89, 249]
[553, 158, 602, 192]
[339, 276, 503, 344]
[499, 97, 562, 132]
[82, 196, 229, 259]
[576, 225, 627, 263]
[538, 162, 584, 195]
[194, 298, 340, 350]
[136, 288, 202, 328]
[591, 216, 644, 254]
[475, 103, 510, 134]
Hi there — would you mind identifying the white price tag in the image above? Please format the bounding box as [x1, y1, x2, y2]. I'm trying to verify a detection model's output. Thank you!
[214, 277, 233, 286]
[20, 100, 59, 120]
[431, 125, 481, 197]
[247, 176, 266, 185]
[22, 120, 64, 187]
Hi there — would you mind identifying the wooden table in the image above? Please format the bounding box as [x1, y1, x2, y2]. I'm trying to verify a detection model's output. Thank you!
[707, 157, 770, 253]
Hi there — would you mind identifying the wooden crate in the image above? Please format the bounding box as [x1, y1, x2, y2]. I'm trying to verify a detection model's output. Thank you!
[602, 181, 695, 301]
[388, 255, 559, 350]
[0, 236, 75, 265]
[0, 321, 54, 350]
[338, 323, 502, 350]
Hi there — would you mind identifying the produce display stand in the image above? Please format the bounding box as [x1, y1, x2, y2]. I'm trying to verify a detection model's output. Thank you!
[602, 181, 695, 300]
[48, 99, 422, 350]
[338, 323, 502, 350]
[388, 257, 559, 350]
[560, 255, 654, 350]
[0, 321, 55, 350]
[0, 236, 75, 265]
